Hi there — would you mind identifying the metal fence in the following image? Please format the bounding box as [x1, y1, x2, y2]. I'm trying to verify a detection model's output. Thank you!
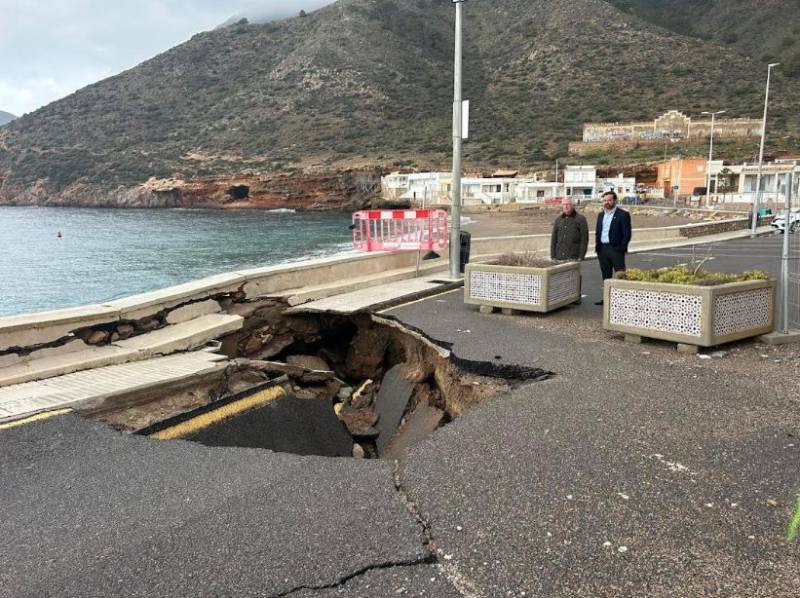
[789, 219, 800, 330]
[778, 172, 800, 332]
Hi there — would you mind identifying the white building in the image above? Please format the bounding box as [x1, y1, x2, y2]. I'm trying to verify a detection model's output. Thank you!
[381, 171, 410, 201]
[598, 174, 637, 199]
[707, 159, 800, 204]
[381, 171, 449, 202]
[564, 166, 597, 202]
[381, 171, 544, 206]
[514, 181, 562, 204]
[382, 164, 646, 206]
[407, 172, 449, 203]
[462, 177, 520, 205]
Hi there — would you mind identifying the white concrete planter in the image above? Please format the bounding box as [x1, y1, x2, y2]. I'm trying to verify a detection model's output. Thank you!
[464, 262, 581, 313]
[603, 278, 775, 347]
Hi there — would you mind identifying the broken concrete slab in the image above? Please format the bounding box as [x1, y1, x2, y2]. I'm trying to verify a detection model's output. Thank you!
[105, 273, 245, 321]
[0, 304, 121, 353]
[165, 299, 221, 325]
[383, 402, 445, 460]
[115, 314, 243, 357]
[374, 364, 414, 456]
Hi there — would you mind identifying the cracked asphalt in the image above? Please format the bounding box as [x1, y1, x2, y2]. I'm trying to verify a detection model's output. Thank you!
[0, 416, 429, 598]
[1, 235, 798, 597]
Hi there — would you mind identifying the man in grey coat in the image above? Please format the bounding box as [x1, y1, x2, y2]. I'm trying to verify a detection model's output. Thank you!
[550, 198, 589, 261]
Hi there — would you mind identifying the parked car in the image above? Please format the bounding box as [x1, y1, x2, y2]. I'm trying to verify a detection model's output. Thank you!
[771, 210, 800, 234]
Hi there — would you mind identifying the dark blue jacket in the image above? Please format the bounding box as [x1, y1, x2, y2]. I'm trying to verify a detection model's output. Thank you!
[595, 208, 632, 253]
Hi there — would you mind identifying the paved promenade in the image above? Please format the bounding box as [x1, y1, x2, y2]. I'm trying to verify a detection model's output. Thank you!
[1, 236, 798, 597]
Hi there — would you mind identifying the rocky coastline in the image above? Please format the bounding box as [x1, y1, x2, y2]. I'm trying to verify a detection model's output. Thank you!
[0, 169, 385, 212]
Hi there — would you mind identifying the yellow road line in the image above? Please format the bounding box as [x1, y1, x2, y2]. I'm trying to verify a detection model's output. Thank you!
[0, 408, 73, 431]
[150, 386, 285, 440]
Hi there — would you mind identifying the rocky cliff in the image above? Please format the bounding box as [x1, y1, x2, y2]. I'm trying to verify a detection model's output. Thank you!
[0, 169, 382, 211]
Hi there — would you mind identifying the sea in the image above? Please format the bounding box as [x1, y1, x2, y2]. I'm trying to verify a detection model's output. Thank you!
[0, 207, 353, 316]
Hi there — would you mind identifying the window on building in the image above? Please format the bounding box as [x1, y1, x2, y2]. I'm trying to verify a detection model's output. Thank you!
[537, 190, 545, 198]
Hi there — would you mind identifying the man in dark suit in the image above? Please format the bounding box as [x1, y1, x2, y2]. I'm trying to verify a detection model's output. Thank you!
[594, 191, 632, 305]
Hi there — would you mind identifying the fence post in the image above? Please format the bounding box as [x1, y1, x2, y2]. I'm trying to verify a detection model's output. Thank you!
[780, 172, 793, 333]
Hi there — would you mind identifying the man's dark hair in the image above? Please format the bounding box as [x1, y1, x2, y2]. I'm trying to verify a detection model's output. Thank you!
[602, 190, 618, 201]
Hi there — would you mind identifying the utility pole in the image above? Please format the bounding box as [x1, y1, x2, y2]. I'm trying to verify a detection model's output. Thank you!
[751, 63, 781, 235]
[555, 159, 560, 199]
[701, 110, 725, 208]
[449, 0, 466, 280]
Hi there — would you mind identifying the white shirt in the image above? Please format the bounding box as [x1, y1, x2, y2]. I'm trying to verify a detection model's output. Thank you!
[601, 208, 616, 244]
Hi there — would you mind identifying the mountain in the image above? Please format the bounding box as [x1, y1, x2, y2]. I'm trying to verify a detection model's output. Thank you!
[606, 0, 800, 77]
[0, 111, 17, 126]
[219, 1, 334, 27]
[1, 0, 799, 205]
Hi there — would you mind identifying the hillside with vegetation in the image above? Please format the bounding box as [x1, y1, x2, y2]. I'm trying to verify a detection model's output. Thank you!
[1, 0, 799, 204]
[607, 0, 800, 78]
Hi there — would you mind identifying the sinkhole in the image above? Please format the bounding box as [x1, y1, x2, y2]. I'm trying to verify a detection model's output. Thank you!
[132, 313, 552, 460]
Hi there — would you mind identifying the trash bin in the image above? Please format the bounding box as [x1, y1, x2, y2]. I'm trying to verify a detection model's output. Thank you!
[459, 231, 471, 274]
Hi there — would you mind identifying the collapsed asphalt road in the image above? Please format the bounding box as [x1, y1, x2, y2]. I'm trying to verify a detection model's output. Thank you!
[1, 236, 798, 597]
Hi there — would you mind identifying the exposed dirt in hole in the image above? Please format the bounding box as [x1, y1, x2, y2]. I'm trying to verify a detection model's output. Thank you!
[103, 307, 552, 459]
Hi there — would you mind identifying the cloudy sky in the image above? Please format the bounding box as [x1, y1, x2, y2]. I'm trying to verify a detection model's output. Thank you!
[0, 0, 334, 116]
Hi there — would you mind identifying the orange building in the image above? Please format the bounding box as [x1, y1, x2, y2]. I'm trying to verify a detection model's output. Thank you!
[656, 158, 708, 198]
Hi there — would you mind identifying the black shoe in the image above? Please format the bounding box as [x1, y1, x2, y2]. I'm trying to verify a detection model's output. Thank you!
[594, 300, 604, 306]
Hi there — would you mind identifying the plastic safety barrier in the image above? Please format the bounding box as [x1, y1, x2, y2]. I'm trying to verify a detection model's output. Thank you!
[352, 209, 449, 252]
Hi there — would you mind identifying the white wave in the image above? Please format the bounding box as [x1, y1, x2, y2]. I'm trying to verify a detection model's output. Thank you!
[268, 208, 297, 214]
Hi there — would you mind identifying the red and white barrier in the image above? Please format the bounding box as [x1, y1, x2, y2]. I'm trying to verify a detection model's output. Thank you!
[352, 209, 449, 252]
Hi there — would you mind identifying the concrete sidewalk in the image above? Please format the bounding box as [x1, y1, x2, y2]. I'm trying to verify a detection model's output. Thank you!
[292, 226, 776, 316]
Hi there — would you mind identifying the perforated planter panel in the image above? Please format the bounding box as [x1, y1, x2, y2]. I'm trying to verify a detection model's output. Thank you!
[465, 262, 581, 313]
[604, 279, 775, 347]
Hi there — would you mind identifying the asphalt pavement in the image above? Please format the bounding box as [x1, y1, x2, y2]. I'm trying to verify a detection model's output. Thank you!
[389, 234, 800, 596]
[0, 416, 430, 598]
[1, 235, 798, 597]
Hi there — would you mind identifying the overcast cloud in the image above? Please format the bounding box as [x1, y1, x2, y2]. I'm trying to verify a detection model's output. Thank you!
[0, 0, 334, 116]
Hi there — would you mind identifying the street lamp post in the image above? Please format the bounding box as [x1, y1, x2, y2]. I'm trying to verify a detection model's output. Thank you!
[701, 110, 725, 208]
[751, 63, 781, 235]
[449, 0, 466, 280]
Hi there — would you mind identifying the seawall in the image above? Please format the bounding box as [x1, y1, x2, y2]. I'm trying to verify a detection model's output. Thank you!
[0, 217, 751, 361]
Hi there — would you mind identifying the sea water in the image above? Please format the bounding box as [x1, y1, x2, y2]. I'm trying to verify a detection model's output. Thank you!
[0, 207, 353, 316]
